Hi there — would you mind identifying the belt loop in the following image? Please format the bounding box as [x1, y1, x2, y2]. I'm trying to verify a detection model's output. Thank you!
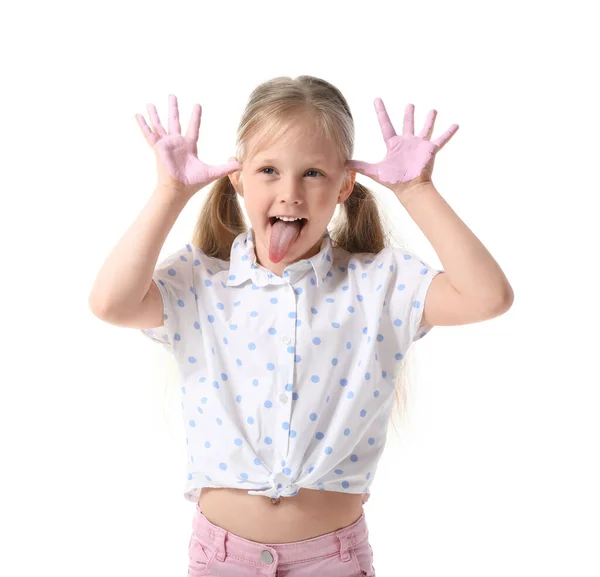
[337, 530, 355, 562]
[211, 525, 227, 563]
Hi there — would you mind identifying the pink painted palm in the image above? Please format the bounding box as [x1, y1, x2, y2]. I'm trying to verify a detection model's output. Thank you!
[136, 94, 240, 196]
[347, 99, 459, 192]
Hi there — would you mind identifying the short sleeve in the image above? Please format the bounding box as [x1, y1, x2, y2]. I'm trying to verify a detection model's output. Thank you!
[387, 247, 443, 347]
[139, 243, 197, 354]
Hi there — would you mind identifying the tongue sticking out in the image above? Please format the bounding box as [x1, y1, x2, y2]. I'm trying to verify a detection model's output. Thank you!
[269, 219, 303, 263]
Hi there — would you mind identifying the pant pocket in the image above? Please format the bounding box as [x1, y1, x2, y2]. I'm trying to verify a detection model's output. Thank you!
[188, 532, 216, 576]
[351, 539, 376, 577]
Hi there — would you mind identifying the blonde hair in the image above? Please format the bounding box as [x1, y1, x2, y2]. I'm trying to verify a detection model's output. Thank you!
[162, 76, 420, 435]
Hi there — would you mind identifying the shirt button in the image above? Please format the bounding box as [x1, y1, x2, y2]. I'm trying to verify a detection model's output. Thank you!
[282, 336, 291, 345]
[279, 393, 288, 403]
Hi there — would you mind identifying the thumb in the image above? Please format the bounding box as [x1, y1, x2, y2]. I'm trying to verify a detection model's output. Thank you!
[347, 159, 377, 177]
[207, 160, 242, 181]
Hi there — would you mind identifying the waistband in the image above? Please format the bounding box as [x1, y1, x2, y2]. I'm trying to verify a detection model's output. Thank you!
[191, 502, 369, 567]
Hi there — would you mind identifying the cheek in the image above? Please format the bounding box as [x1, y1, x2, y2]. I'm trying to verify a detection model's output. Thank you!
[314, 192, 340, 212]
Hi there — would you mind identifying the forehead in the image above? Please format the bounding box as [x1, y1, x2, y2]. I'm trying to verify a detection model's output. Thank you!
[246, 117, 340, 164]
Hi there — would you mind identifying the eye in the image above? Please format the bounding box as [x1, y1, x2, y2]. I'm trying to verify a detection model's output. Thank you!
[259, 167, 324, 177]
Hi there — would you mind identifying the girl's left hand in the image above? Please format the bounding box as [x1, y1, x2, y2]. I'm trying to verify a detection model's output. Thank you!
[347, 98, 459, 196]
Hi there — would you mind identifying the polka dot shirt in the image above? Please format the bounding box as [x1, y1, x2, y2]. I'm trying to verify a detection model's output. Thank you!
[141, 227, 442, 502]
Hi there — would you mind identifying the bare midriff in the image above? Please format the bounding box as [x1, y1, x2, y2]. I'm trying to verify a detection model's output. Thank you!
[198, 486, 366, 544]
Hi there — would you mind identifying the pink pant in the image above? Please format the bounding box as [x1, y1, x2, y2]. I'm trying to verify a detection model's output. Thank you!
[188, 502, 376, 576]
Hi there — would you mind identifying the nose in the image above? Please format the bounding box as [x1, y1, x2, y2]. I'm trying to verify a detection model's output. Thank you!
[276, 177, 305, 205]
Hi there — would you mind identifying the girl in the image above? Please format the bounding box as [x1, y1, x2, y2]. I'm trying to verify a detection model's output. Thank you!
[89, 76, 513, 576]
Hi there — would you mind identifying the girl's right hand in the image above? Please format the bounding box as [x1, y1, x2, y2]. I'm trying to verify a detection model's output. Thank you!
[135, 94, 241, 199]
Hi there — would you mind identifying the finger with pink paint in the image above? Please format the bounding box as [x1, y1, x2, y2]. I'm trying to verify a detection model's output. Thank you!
[135, 94, 241, 199]
[347, 98, 459, 193]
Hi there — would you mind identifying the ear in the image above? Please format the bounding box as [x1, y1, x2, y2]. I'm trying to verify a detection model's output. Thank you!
[338, 169, 356, 203]
[227, 156, 244, 197]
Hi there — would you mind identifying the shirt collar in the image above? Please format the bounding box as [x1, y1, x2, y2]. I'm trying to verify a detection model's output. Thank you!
[226, 227, 333, 288]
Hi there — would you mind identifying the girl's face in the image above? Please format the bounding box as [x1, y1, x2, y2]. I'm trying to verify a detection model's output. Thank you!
[229, 123, 355, 277]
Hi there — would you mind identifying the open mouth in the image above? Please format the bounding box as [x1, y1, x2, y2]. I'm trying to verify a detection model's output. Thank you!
[268, 217, 308, 229]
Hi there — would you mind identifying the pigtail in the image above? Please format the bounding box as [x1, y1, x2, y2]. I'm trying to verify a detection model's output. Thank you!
[191, 176, 247, 261]
[330, 181, 388, 254]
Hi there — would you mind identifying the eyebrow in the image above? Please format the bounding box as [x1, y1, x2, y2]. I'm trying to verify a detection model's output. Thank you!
[256, 157, 329, 165]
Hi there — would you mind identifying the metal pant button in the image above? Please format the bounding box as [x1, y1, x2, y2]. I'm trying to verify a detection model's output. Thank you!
[261, 549, 274, 564]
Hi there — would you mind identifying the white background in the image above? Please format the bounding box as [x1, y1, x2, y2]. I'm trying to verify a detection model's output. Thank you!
[1, 0, 598, 575]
